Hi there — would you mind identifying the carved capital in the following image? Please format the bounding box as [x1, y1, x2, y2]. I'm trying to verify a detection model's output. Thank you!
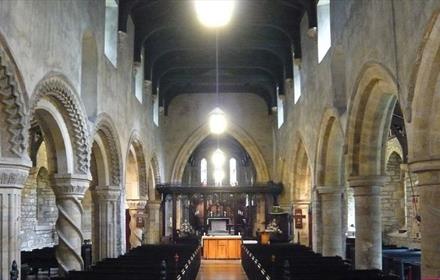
[95, 186, 121, 201]
[316, 186, 344, 195]
[0, 158, 31, 189]
[348, 175, 389, 188]
[51, 173, 91, 198]
[127, 198, 147, 210]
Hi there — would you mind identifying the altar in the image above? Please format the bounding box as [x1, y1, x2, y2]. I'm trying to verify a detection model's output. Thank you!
[202, 235, 242, 259]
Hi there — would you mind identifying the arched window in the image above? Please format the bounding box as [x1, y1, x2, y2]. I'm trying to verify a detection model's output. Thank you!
[201, 158, 208, 186]
[229, 158, 237, 186]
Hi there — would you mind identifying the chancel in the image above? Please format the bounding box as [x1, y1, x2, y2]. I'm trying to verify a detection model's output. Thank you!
[1, 0, 439, 280]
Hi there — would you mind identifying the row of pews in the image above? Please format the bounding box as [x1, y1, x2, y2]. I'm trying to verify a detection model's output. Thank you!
[65, 244, 201, 280]
[242, 244, 400, 280]
[21, 247, 58, 278]
[347, 239, 421, 280]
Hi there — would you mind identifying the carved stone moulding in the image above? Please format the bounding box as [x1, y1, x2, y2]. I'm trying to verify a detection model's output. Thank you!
[51, 173, 91, 197]
[0, 158, 31, 189]
[126, 198, 147, 210]
[95, 185, 121, 201]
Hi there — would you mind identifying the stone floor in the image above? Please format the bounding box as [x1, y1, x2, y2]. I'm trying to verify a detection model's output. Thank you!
[196, 260, 248, 280]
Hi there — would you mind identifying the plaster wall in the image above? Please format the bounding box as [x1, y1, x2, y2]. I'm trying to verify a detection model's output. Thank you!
[161, 93, 275, 183]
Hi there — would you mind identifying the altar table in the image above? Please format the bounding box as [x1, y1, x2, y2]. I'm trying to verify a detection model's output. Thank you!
[202, 235, 242, 259]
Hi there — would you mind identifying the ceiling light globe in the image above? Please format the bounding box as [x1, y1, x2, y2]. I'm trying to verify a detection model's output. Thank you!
[194, 0, 236, 28]
[209, 108, 227, 134]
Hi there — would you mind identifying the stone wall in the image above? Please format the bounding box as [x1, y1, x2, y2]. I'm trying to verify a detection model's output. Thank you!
[382, 151, 405, 244]
[21, 168, 58, 251]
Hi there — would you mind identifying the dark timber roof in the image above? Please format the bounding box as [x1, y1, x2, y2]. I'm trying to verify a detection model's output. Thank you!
[119, 0, 317, 113]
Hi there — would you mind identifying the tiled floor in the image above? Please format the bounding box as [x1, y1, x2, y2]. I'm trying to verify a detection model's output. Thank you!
[196, 260, 248, 280]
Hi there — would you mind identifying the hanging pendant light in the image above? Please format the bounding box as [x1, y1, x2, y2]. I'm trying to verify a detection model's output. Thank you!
[194, 0, 236, 28]
[209, 107, 227, 134]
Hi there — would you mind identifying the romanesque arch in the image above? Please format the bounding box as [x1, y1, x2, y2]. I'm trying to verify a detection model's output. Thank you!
[90, 113, 123, 260]
[30, 74, 91, 275]
[31, 74, 91, 175]
[315, 109, 344, 257]
[171, 122, 270, 184]
[316, 109, 344, 187]
[125, 131, 148, 249]
[290, 136, 313, 247]
[346, 63, 398, 178]
[0, 34, 31, 278]
[407, 11, 440, 278]
[345, 62, 398, 270]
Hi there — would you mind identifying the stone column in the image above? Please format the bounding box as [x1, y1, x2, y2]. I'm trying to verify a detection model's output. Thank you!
[317, 186, 343, 257]
[409, 160, 440, 278]
[348, 175, 388, 270]
[0, 160, 30, 280]
[145, 200, 161, 244]
[94, 186, 120, 260]
[52, 174, 90, 276]
[127, 199, 147, 249]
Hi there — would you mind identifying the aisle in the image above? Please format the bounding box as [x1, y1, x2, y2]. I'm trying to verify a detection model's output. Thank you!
[196, 260, 248, 280]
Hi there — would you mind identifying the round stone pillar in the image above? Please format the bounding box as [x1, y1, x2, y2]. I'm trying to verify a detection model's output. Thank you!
[348, 175, 388, 270]
[0, 160, 30, 280]
[145, 200, 161, 244]
[317, 186, 343, 257]
[409, 160, 440, 278]
[127, 199, 147, 249]
[52, 174, 90, 276]
[94, 186, 120, 260]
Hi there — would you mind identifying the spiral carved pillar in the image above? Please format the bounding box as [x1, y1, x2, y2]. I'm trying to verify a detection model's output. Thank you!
[52, 174, 90, 276]
[127, 199, 147, 249]
[94, 186, 120, 260]
[348, 175, 388, 270]
[409, 160, 440, 278]
[0, 160, 30, 280]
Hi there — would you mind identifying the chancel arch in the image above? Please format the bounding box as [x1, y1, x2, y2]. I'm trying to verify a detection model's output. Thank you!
[315, 110, 345, 257]
[171, 122, 269, 184]
[30, 74, 92, 275]
[346, 62, 398, 270]
[407, 11, 440, 278]
[124, 132, 148, 249]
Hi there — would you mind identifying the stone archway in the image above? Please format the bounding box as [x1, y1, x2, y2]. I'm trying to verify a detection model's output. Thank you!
[125, 132, 148, 250]
[315, 109, 344, 257]
[0, 34, 31, 278]
[407, 11, 440, 278]
[30, 74, 91, 275]
[145, 154, 162, 244]
[90, 114, 123, 260]
[171, 122, 270, 184]
[346, 62, 398, 270]
[291, 137, 313, 248]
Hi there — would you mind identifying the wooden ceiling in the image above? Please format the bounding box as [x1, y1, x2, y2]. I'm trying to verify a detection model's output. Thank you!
[119, 0, 317, 113]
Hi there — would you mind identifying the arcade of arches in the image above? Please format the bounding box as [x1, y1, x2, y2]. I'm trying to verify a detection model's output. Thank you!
[1, 1, 440, 279]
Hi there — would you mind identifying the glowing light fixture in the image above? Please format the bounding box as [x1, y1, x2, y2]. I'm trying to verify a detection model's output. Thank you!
[194, 0, 236, 28]
[212, 148, 226, 167]
[209, 107, 227, 134]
